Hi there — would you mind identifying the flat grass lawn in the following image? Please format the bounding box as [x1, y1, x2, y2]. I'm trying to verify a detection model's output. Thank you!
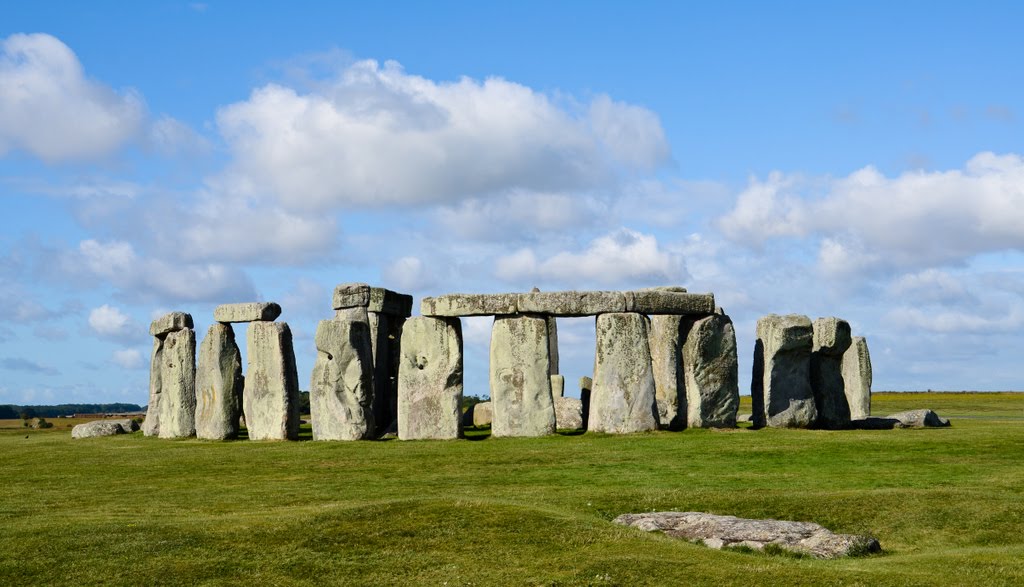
[2, 392, 1023, 586]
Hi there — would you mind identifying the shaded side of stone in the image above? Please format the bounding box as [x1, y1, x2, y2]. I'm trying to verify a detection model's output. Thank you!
[842, 336, 872, 420]
[244, 321, 300, 440]
[489, 315, 555, 438]
[811, 317, 853, 429]
[195, 323, 244, 440]
[158, 328, 196, 438]
[213, 302, 281, 323]
[368, 311, 394, 436]
[310, 318, 375, 441]
[648, 315, 694, 430]
[397, 316, 464, 440]
[683, 314, 739, 428]
[546, 316, 559, 374]
[590, 312, 658, 434]
[142, 337, 164, 437]
[579, 376, 592, 431]
[752, 314, 816, 428]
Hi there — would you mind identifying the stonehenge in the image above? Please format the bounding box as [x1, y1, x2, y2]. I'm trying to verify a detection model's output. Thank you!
[142, 285, 883, 442]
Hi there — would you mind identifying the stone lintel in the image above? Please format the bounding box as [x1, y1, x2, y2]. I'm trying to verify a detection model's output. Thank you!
[332, 283, 413, 317]
[150, 312, 193, 337]
[213, 302, 282, 323]
[420, 290, 715, 317]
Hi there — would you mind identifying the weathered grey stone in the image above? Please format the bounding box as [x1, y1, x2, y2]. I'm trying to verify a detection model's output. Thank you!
[516, 291, 626, 317]
[195, 323, 244, 440]
[332, 283, 413, 317]
[579, 376, 592, 392]
[752, 314, 817, 428]
[737, 413, 753, 424]
[158, 328, 196, 439]
[811, 317, 853, 429]
[590, 313, 658, 434]
[887, 409, 951, 428]
[648, 315, 693, 430]
[72, 419, 135, 439]
[613, 512, 880, 559]
[489, 315, 556, 437]
[555, 396, 583, 430]
[625, 290, 715, 315]
[332, 283, 371, 308]
[142, 337, 163, 437]
[149, 311, 193, 337]
[546, 316, 559, 374]
[244, 321, 300, 440]
[842, 336, 872, 420]
[367, 312, 392, 436]
[464, 401, 492, 427]
[683, 314, 739, 428]
[310, 318, 375, 440]
[421, 293, 519, 317]
[550, 374, 565, 398]
[849, 417, 902, 430]
[397, 316, 464, 440]
[213, 302, 282, 323]
[335, 306, 370, 323]
[641, 286, 688, 293]
[579, 376, 593, 430]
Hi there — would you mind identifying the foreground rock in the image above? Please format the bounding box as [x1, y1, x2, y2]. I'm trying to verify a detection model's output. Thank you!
[310, 318, 375, 440]
[555, 396, 584, 430]
[810, 317, 853, 429]
[613, 512, 880, 559]
[195, 323, 245, 440]
[72, 419, 139, 439]
[489, 315, 556, 437]
[245, 321, 300, 440]
[397, 316, 463, 440]
[683, 314, 739, 428]
[842, 336, 873, 420]
[590, 312, 658, 434]
[752, 314, 817, 428]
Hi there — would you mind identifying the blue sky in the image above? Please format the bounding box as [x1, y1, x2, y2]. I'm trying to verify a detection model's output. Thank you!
[2, 1, 1022, 406]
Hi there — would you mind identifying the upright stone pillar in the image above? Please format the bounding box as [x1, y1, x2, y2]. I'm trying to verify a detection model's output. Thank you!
[145, 312, 193, 437]
[195, 323, 244, 440]
[490, 315, 556, 438]
[397, 316, 464, 440]
[546, 316, 559, 375]
[811, 317, 853, 429]
[579, 376, 593, 431]
[310, 318, 375, 440]
[648, 315, 695, 430]
[550, 374, 565, 398]
[752, 314, 816, 428]
[590, 312, 658, 434]
[842, 336, 873, 420]
[245, 321, 300, 440]
[683, 314, 739, 428]
[158, 327, 197, 438]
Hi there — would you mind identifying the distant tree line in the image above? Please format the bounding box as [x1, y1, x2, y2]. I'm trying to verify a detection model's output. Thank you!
[0, 403, 144, 419]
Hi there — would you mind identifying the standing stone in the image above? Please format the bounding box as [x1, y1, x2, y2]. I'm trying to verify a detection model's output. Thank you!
[310, 318, 375, 441]
[397, 316, 464, 440]
[195, 323, 244, 440]
[683, 314, 739, 428]
[842, 336, 873, 420]
[489, 315, 556, 438]
[244, 321, 300, 440]
[579, 376, 593, 431]
[149, 312, 194, 337]
[811, 317, 853, 429]
[550, 374, 565, 398]
[547, 317, 559, 375]
[143, 337, 163, 437]
[752, 314, 816, 428]
[158, 328, 196, 438]
[367, 311, 392, 435]
[555, 396, 584, 430]
[590, 313, 658, 434]
[648, 315, 694, 430]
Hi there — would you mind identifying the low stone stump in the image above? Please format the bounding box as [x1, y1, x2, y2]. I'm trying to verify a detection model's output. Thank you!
[311, 318, 375, 441]
[489, 315, 556, 438]
[683, 313, 739, 428]
[590, 312, 658, 434]
[72, 419, 139, 439]
[811, 317, 853, 429]
[842, 336, 873, 420]
[555, 396, 583, 430]
[158, 328, 197, 439]
[613, 512, 880, 559]
[398, 316, 464, 440]
[648, 314, 691, 430]
[195, 323, 244, 440]
[245, 321, 300, 440]
[752, 314, 817, 428]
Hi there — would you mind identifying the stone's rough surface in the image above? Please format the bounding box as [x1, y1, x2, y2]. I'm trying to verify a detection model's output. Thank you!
[213, 302, 282, 323]
[195, 323, 244, 440]
[546, 316, 559, 374]
[335, 306, 370, 323]
[683, 314, 740, 428]
[555, 396, 584, 430]
[72, 419, 138, 439]
[579, 376, 593, 392]
[310, 319, 375, 440]
[398, 317, 464, 440]
[842, 336, 873, 420]
[149, 311, 193, 337]
[517, 291, 626, 316]
[550, 374, 565, 398]
[641, 286, 688, 293]
[142, 337, 164, 437]
[421, 293, 519, 317]
[158, 328, 196, 438]
[332, 283, 371, 309]
[811, 317, 853, 429]
[590, 313, 658, 434]
[737, 413, 753, 424]
[613, 512, 881, 559]
[489, 315, 556, 437]
[648, 315, 692, 430]
[465, 401, 493, 427]
[752, 314, 817, 429]
[888, 409, 951, 428]
[626, 290, 715, 315]
[332, 283, 413, 317]
[245, 321, 300, 440]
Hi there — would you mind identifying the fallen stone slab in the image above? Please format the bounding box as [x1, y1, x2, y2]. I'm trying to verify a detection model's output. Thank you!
[555, 396, 583, 430]
[72, 419, 138, 439]
[613, 512, 880, 559]
[887, 409, 951, 428]
[149, 311, 193, 337]
[213, 302, 281, 323]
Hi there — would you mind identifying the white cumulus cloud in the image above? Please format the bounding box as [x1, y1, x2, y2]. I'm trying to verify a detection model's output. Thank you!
[88, 304, 135, 339]
[112, 348, 144, 370]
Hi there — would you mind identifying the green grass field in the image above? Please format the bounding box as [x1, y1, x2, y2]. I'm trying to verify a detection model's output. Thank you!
[2, 392, 1022, 586]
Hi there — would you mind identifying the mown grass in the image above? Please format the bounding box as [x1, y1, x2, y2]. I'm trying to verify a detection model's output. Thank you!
[1, 392, 1022, 585]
